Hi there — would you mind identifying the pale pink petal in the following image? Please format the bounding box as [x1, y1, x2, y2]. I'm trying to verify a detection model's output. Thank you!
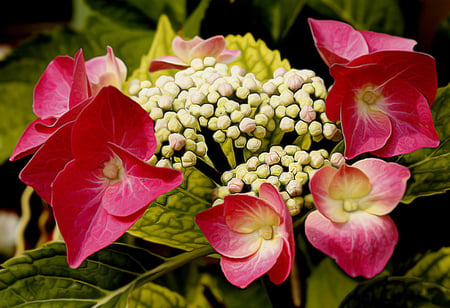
[308, 18, 369, 66]
[220, 236, 284, 288]
[71, 86, 156, 165]
[149, 56, 189, 72]
[19, 123, 74, 204]
[102, 143, 183, 217]
[258, 182, 286, 217]
[195, 204, 263, 258]
[359, 30, 417, 53]
[267, 238, 294, 284]
[69, 49, 91, 109]
[216, 49, 241, 64]
[305, 211, 398, 278]
[309, 165, 348, 223]
[353, 158, 410, 215]
[33, 55, 74, 119]
[371, 79, 440, 156]
[190, 35, 226, 60]
[172, 36, 204, 63]
[328, 164, 371, 200]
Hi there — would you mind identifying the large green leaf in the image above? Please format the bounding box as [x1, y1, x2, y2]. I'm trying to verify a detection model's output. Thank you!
[407, 247, 450, 289]
[339, 276, 450, 308]
[306, 0, 404, 35]
[0, 241, 164, 307]
[129, 282, 187, 308]
[401, 84, 450, 203]
[128, 167, 216, 250]
[306, 258, 358, 308]
[225, 33, 291, 83]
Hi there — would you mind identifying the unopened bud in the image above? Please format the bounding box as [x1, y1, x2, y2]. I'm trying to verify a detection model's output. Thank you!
[204, 56, 216, 67]
[191, 58, 204, 71]
[281, 155, 295, 167]
[310, 152, 325, 168]
[323, 123, 338, 140]
[200, 104, 215, 118]
[150, 107, 164, 120]
[227, 126, 240, 139]
[218, 82, 234, 97]
[295, 171, 308, 185]
[267, 175, 281, 188]
[270, 165, 283, 176]
[265, 151, 280, 165]
[279, 117, 295, 132]
[213, 130, 226, 143]
[181, 151, 197, 167]
[176, 76, 194, 89]
[234, 136, 247, 148]
[312, 77, 327, 98]
[228, 178, 244, 193]
[231, 65, 246, 77]
[262, 81, 277, 95]
[221, 171, 234, 184]
[295, 121, 308, 135]
[243, 172, 258, 184]
[288, 162, 302, 174]
[255, 114, 269, 126]
[273, 67, 287, 78]
[246, 138, 262, 152]
[286, 74, 304, 91]
[156, 159, 172, 168]
[280, 90, 294, 106]
[300, 105, 316, 122]
[330, 152, 345, 167]
[313, 99, 326, 112]
[236, 86, 250, 99]
[253, 126, 266, 139]
[168, 133, 186, 151]
[295, 151, 310, 164]
[246, 156, 260, 170]
[275, 106, 286, 118]
[286, 104, 300, 118]
[286, 180, 303, 196]
[279, 172, 294, 185]
[308, 121, 322, 136]
[286, 197, 303, 216]
[239, 117, 256, 133]
[161, 145, 174, 158]
[230, 110, 244, 123]
[190, 89, 206, 104]
[294, 90, 313, 107]
[195, 141, 207, 156]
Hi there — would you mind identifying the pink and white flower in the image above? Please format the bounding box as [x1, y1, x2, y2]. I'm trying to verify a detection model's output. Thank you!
[308, 18, 417, 66]
[305, 158, 410, 278]
[195, 183, 295, 288]
[149, 35, 240, 72]
[20, 86, 183, 267]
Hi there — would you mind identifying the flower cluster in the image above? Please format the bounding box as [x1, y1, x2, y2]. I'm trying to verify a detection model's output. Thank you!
[12, 49, 183, 267]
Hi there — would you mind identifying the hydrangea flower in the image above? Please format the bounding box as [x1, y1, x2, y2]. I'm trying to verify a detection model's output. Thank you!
[149, 35, 240, 72]
[308, 18, 417, 66]
[305, 158, 410, 278]
[20, 86, 183, 267]
[326, 50, 439, 159]
[195, 183, 295, 288]
[10, 47, 126, 161]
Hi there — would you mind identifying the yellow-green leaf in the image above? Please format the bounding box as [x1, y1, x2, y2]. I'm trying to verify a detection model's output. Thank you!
[129, 282, 186, 308]
[406, 247, 450, 289]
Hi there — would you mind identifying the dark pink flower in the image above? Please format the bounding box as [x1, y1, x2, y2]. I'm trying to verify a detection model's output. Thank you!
[195, 183, 295, 288]
[20, 86, 183, 267]
[10, 47, 127, 161]
[308, 18, 417, 66]
[305, 158, 410, 278]
[326, 51, 439, 159]
[149, 35, 240, 72]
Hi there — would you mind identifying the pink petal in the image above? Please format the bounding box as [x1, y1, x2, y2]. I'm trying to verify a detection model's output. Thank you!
[216, 49, 241, 64]
[52, 159, 146, 268]
[71, 86, 156, 165]
[33, 55, 74, 119]
[359, 30, 417, 53]
[69, 49, 91, 109]
[267, 238, 294, 284]
[19, 123, 74, 204]
[309, 165, 348, 223]
[308, 18, 369, 66]
[190, 35, 226, 60]
[172, 36, 204, 63]
[101, 143, 183, 217]
[195, 204, 263, 258]
[149, 56, 189, 72]
[220, 236, 284, 288]
[353, 159, 410, 215]
[258, 182, 287, 217]
[371, 79, 440, 156]
[305, 211, 398, 278]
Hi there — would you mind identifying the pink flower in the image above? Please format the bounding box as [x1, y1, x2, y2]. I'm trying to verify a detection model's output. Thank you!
[149, 35, 240, 72]
[20, 86, 183, 267]
[10, 47, 127, 161]
[195, 183, 295, 288]
[326, 51, 439, 159]
[308, 18, 417, 66]
[305, 158, 410, 278]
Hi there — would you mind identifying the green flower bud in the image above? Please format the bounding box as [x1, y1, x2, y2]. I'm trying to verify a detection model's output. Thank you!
[285, 145, 300, 156]
[155, 128, 171, 142]
[246, 138, 262, 152]
[270, 164, 283, 176]
[207, 91, 220, 104]
[256, 164, 270, 178]
[269, 95, 281, 109]
[213, 130, 226, 143]
[148, 155, 158, 165]
[286, 104, 300, 118]
[195, 141, 207, 156]
[295, 171, 308, 185]
[235, 164, 248, 179]
[168, 117, 183, 133]
[302, 83, 315, 95]
[225, 100, 240, 113]
[181, 151, 197, 167]
[184, 139, 196, 152]
[310, 152, 324, 168]
[236, 86, 250, 99]
[161, 145, 175, 158]
[286, 197, 303, 216]
[260, 104, 275, 118]
[221, 170, 234, 184]
[255, 114, 269, 126]
[313, 99, 326, 113]
[275, 105, 287, 118]
[308, 120, 322, 136]
[227, 125, 241, 139]
[240, 104, 252, 116]
[295, 120, 308, 135]
[251, 178, 266, 193]
[304, 193, 314, 208]
[230, 110, 244, 123]
[207, 117, 218, 130]
[234, 136, 247, 148]
[215, 106, 227, 117]
[217, 186, 231, 199]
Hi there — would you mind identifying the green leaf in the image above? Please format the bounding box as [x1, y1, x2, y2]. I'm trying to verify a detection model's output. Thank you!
[128, 167, 216, 250]
[306, 258, 358, 308]
[400, 84, 450, 203]
[407, 247, 450, 289]
[0, 241, 164, 307]
[182, 0, 212, 38]
[225, 33, 291, 83]
[339, 276, 450, 308]
[253, 0, 307, 43]
[306, 0, 404, 35]
[129, 282, 186, 308]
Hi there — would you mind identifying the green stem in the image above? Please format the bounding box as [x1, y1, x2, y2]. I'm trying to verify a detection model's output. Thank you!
[133, 245, 216, 289]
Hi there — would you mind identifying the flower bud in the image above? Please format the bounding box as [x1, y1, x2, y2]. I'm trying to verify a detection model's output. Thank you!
[236, 86, 250, 99]
[246, 138, 262, 152]
[279, 171, 294, 185]
[203, 56, 216, 67]
[256, 164, 270, 178]
[280, 155, 294, 167]
[295, 121, 308, 135]
[195, 141, 207, 156]
[231, 65, 246, 77]
[200, 103, 215, 118]
[246, 156, 260, 170]
[294, 151, 310, 164]
[190, 89, 206, 104]
[227, 126, 240, 139]
[295, 171, 308, 185]
[218, 82, 234, 97]
[207, 91, 220, 104]
[300, 105, 316, 122]
[161, 145, 174, 158]
[285, 74, 304, 91]
[310, 152, 325, 168]
[234, 136, 247, 148]
[217, 115, 231, 130]
[323, 123, 338, 140]
[155, 75, 174, 88]
[286, 197, 303, 216]
[280, 90, 294, 106]
[181, 151, 197, 167]
[243, 172, 258, 184]
[255, 114, 269, 126]
[286, 104, 300, 118]
[228, 178, 244, 193]
[308, 121, 322, 136]
[150, 107, 164, 120]
[312, 77, 327, 98]
[176, 75, 194, 89]
[252, 125, 266, 139]
[167, 117, 183, 133]
[279, 117, 295, 132]
[265, 151, 280, 165]
[191, 58, 204, 71]
[168, 133, 186, 151]
[330, 152, 345, 167]
[270, 165, 283, 176]
[213, 130, 226, 143]
[156, 158, 172, 168]
[262, 81, 277, 95]
[163, 82, 180, 97]
[273, 67, 287, 78]
[275, 106, 286, 118]
[239, 117, 256, 133]
[313, 99, 326, 113]
[251, 178, 266, 193]
[221, 170, 234, 184]
[230, 110, 244, 123]
[294, 90, 313, 107]
[288, 162, 302, 174]
[267, 175, 280, 188]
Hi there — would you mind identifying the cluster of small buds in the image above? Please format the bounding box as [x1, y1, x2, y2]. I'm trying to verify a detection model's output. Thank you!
[215, 145, 331, 216]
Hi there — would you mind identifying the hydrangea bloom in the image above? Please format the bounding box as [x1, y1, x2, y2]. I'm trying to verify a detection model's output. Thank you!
[326, 51, 439, 159]
[195, 183, 295, 288]
[20, 86, 183, 267]
[305, 158, 410, 278]
[149, 35, 240, 72]
[10, 47, 126, 161]
[308, 18, 417, 66]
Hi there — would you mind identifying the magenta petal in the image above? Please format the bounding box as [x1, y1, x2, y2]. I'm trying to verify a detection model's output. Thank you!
[19, 123, 74, 204]
[101, 143, 183, 217]
[71, 86, 156, 164]
[69, 49, 91, 109]
[305, 211, 398, 278]
[220, 237, 283, 288]
[190, 35, 226, 59]
[195, 204, 262, 258]
[359, 30, 417, 53]
[149, 56, 189, 72]
[33, 55, 74, 119]
[308, 18, 369, 66]
[371, 80, 440, 156]
[353, 158, 410, 215]
[267, 238, 294, 284]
